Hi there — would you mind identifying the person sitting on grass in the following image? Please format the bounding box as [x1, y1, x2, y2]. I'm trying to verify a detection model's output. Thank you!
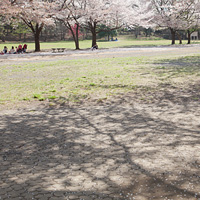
[23, 44, 27, 53]
[91, 43, 98, 50]
[9, 46, 16, 54]
[17, 44, 23, 53]
[3, 46, 8, 54]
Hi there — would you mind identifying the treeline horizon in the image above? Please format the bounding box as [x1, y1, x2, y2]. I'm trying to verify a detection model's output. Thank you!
[1, 24, 199, 43]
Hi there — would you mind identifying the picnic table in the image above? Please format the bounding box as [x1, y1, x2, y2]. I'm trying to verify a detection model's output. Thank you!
[52, 48, 66, 53]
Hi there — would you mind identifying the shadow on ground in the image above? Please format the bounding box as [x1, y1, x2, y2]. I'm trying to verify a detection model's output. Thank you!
[153, 55, 200, 75]
[0, 98, 200, 200]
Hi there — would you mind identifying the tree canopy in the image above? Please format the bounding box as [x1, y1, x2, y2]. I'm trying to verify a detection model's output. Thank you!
[1, 0, 200, 50]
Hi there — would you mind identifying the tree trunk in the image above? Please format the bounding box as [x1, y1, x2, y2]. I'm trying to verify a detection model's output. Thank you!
[75, 24, 80, 50]
[21, 19, 43, 51]
[74, 38, 79, 49]
[34, 23, 43, 52]
[68, 22, 80, 50]
[176, 32, 182, 44]
[92, 31, 97, 47]
[135, 31, 138, 39]
[34, 32, 40, 52]
[88, 21, 97, 47]
[170, 28, 176, 45]
[187, 30, 191, 44]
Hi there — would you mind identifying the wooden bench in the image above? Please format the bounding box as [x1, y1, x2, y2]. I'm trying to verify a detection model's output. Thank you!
[52, 48, 66, 53]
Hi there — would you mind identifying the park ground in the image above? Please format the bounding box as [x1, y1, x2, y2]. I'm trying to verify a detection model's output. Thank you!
[0, 43, 200, 199]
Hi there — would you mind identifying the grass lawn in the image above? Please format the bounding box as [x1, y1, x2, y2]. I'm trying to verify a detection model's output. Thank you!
[1, 37, 200, 51]
[0, 52, 200, 107]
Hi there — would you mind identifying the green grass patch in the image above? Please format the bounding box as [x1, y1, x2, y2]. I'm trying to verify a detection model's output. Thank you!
[0, 53, 200, 106]
[1, 37, 200, 52]
[48, 95, 57, 100]
[89, 83, 96, 86]
[33, 94, 41, 99]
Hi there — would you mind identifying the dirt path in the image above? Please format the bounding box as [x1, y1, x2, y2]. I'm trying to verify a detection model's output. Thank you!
[0, 44, 200, 64]
[0, 46, 200, 200]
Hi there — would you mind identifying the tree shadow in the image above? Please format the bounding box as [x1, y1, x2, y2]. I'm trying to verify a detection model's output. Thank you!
[153, 55, 200, 75]
[0, 100, 200, 199]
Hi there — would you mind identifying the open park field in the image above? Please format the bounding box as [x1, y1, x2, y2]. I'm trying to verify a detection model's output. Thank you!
[0, 42, 200, 199]
[0, 40, 200, 109]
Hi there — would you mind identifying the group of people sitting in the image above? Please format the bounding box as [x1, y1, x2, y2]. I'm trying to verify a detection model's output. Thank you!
[111, 38, 118, 41]
[1, 44, 27, 55]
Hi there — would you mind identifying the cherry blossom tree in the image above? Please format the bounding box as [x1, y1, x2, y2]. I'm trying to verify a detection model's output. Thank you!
[3, 0, 56, 51]
[54, 0, 84, 50]
[55, 0, 124, 48]
[0, 0, 17, 19]
[82, 0, 124, 47]
[123, 0, 153, 27]
[0, 0, 18, 41]
[147, 0, 185, 44]
[20, 0, 56, 51]
[141, 0, 200, 45]
[179, 0, 200, 44]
